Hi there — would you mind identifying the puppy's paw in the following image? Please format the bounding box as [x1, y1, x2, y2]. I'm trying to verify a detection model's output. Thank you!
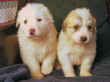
[65, 73, 76, 77]
[64, 71, 76, 77]
[41, 65, 53, 75]
[80, 72, 92, 77]
[31, 73, 44, 79]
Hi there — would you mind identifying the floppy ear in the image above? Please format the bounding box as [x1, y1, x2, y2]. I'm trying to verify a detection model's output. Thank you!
[44, 7, 54, 23]
[62, 18, 67, 32]
[16, 15, 20, 28]
[92, 17, 96, 33]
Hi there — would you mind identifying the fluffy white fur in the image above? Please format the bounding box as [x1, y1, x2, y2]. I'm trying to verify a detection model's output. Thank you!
[16, 3, 57, 79]
[57, 8, 96, 77]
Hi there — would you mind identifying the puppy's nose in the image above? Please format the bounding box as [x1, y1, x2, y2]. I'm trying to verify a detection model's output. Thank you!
[29, 29, 35, 35]
[80, 36, 87, 42]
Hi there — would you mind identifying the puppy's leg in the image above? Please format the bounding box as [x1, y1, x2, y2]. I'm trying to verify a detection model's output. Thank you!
[59, 54, 76, 77]
[80, 55, 95, 76]
[41, 53, 56, 75]
[21, 54, 43, 79]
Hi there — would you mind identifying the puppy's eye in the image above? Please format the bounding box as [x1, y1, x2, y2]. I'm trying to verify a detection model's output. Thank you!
[74, 25, 79, 29]
[37, 18, 42, 22]
[24, 20, 27, 24]
[88, 25, 91, 30]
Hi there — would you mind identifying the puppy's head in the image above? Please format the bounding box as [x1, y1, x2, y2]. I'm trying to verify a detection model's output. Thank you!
[16, 3, 54, 38]
[63, 8, 96, 43]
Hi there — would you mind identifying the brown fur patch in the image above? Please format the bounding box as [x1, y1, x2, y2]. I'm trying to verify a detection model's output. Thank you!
[91, 17, 96, 33]
[62, 11, 81, 32]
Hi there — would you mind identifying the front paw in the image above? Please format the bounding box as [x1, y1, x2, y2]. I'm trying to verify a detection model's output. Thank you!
[65, 73, 76, 77]
[41, 65, 53, 75]
[80, 72, 92, 77]
[31, 73, 44, 79]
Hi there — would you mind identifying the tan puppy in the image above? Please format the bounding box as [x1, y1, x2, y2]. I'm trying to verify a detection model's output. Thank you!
[57, 8, 96, 77]
[16, 3, 57, 79]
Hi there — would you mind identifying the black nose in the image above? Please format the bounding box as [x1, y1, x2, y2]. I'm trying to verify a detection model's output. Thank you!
[80, 36, 87, 42]
[29, 29, 35, 35]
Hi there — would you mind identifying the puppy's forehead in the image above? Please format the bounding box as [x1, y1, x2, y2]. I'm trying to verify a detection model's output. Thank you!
[67, 11, 81, 24]
[75, 8, 92, 23]
[19, 3, 47, 19]
[21, 8, 34, 16]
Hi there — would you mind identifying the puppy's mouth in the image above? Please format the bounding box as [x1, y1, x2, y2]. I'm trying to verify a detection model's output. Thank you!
[28, 35, 41, 39]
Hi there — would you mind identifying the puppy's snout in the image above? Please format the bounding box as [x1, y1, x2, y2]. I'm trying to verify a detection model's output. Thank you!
[80, 36, 87, 42]
[29, 29, 36, 35]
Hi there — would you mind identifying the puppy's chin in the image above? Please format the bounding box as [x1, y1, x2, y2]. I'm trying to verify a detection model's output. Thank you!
[27, 33, 47, 40]
[28, 35, 41, 39]
[80, 40, 89, 44]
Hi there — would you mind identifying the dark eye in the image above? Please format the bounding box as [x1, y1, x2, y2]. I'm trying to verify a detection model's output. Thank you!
[24, 20, 27, 24]
[74, 25, 79, 29]
[37, 18, 42, 22]
[88, 25, 91, 30]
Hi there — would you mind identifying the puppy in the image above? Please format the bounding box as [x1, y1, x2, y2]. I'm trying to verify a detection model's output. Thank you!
[16, 3, 57, 79]
[57, 8, 96, 77]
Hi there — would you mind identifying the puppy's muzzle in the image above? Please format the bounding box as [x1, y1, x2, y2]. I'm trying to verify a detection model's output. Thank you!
[80, 36, 87, 42]
[29, 29, 36, 36]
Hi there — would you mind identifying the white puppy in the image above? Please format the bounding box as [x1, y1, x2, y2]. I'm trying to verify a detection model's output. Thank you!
[57, 8, 96, 77]
[16, 3, 57, 79]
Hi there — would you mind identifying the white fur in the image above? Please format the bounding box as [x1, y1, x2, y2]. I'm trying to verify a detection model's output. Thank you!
[16, 3, 57, 79]
[57, 8, 96, 77]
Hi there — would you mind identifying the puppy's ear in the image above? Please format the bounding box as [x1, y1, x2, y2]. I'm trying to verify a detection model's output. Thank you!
[62, 18, 67, 32]
[44, 7, 54, 23]
[92, 17, 96, 33]
[16, 16, 20, 28]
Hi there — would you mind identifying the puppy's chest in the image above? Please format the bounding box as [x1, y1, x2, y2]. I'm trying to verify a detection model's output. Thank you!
[68, 45, 87, 65]
[31, 42, 48, 61]
[21, 39, 49, 62]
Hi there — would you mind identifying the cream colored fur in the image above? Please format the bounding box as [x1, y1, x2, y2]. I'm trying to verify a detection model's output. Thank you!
[16, 3, 57, 79]
[57, 8, 96, 77]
